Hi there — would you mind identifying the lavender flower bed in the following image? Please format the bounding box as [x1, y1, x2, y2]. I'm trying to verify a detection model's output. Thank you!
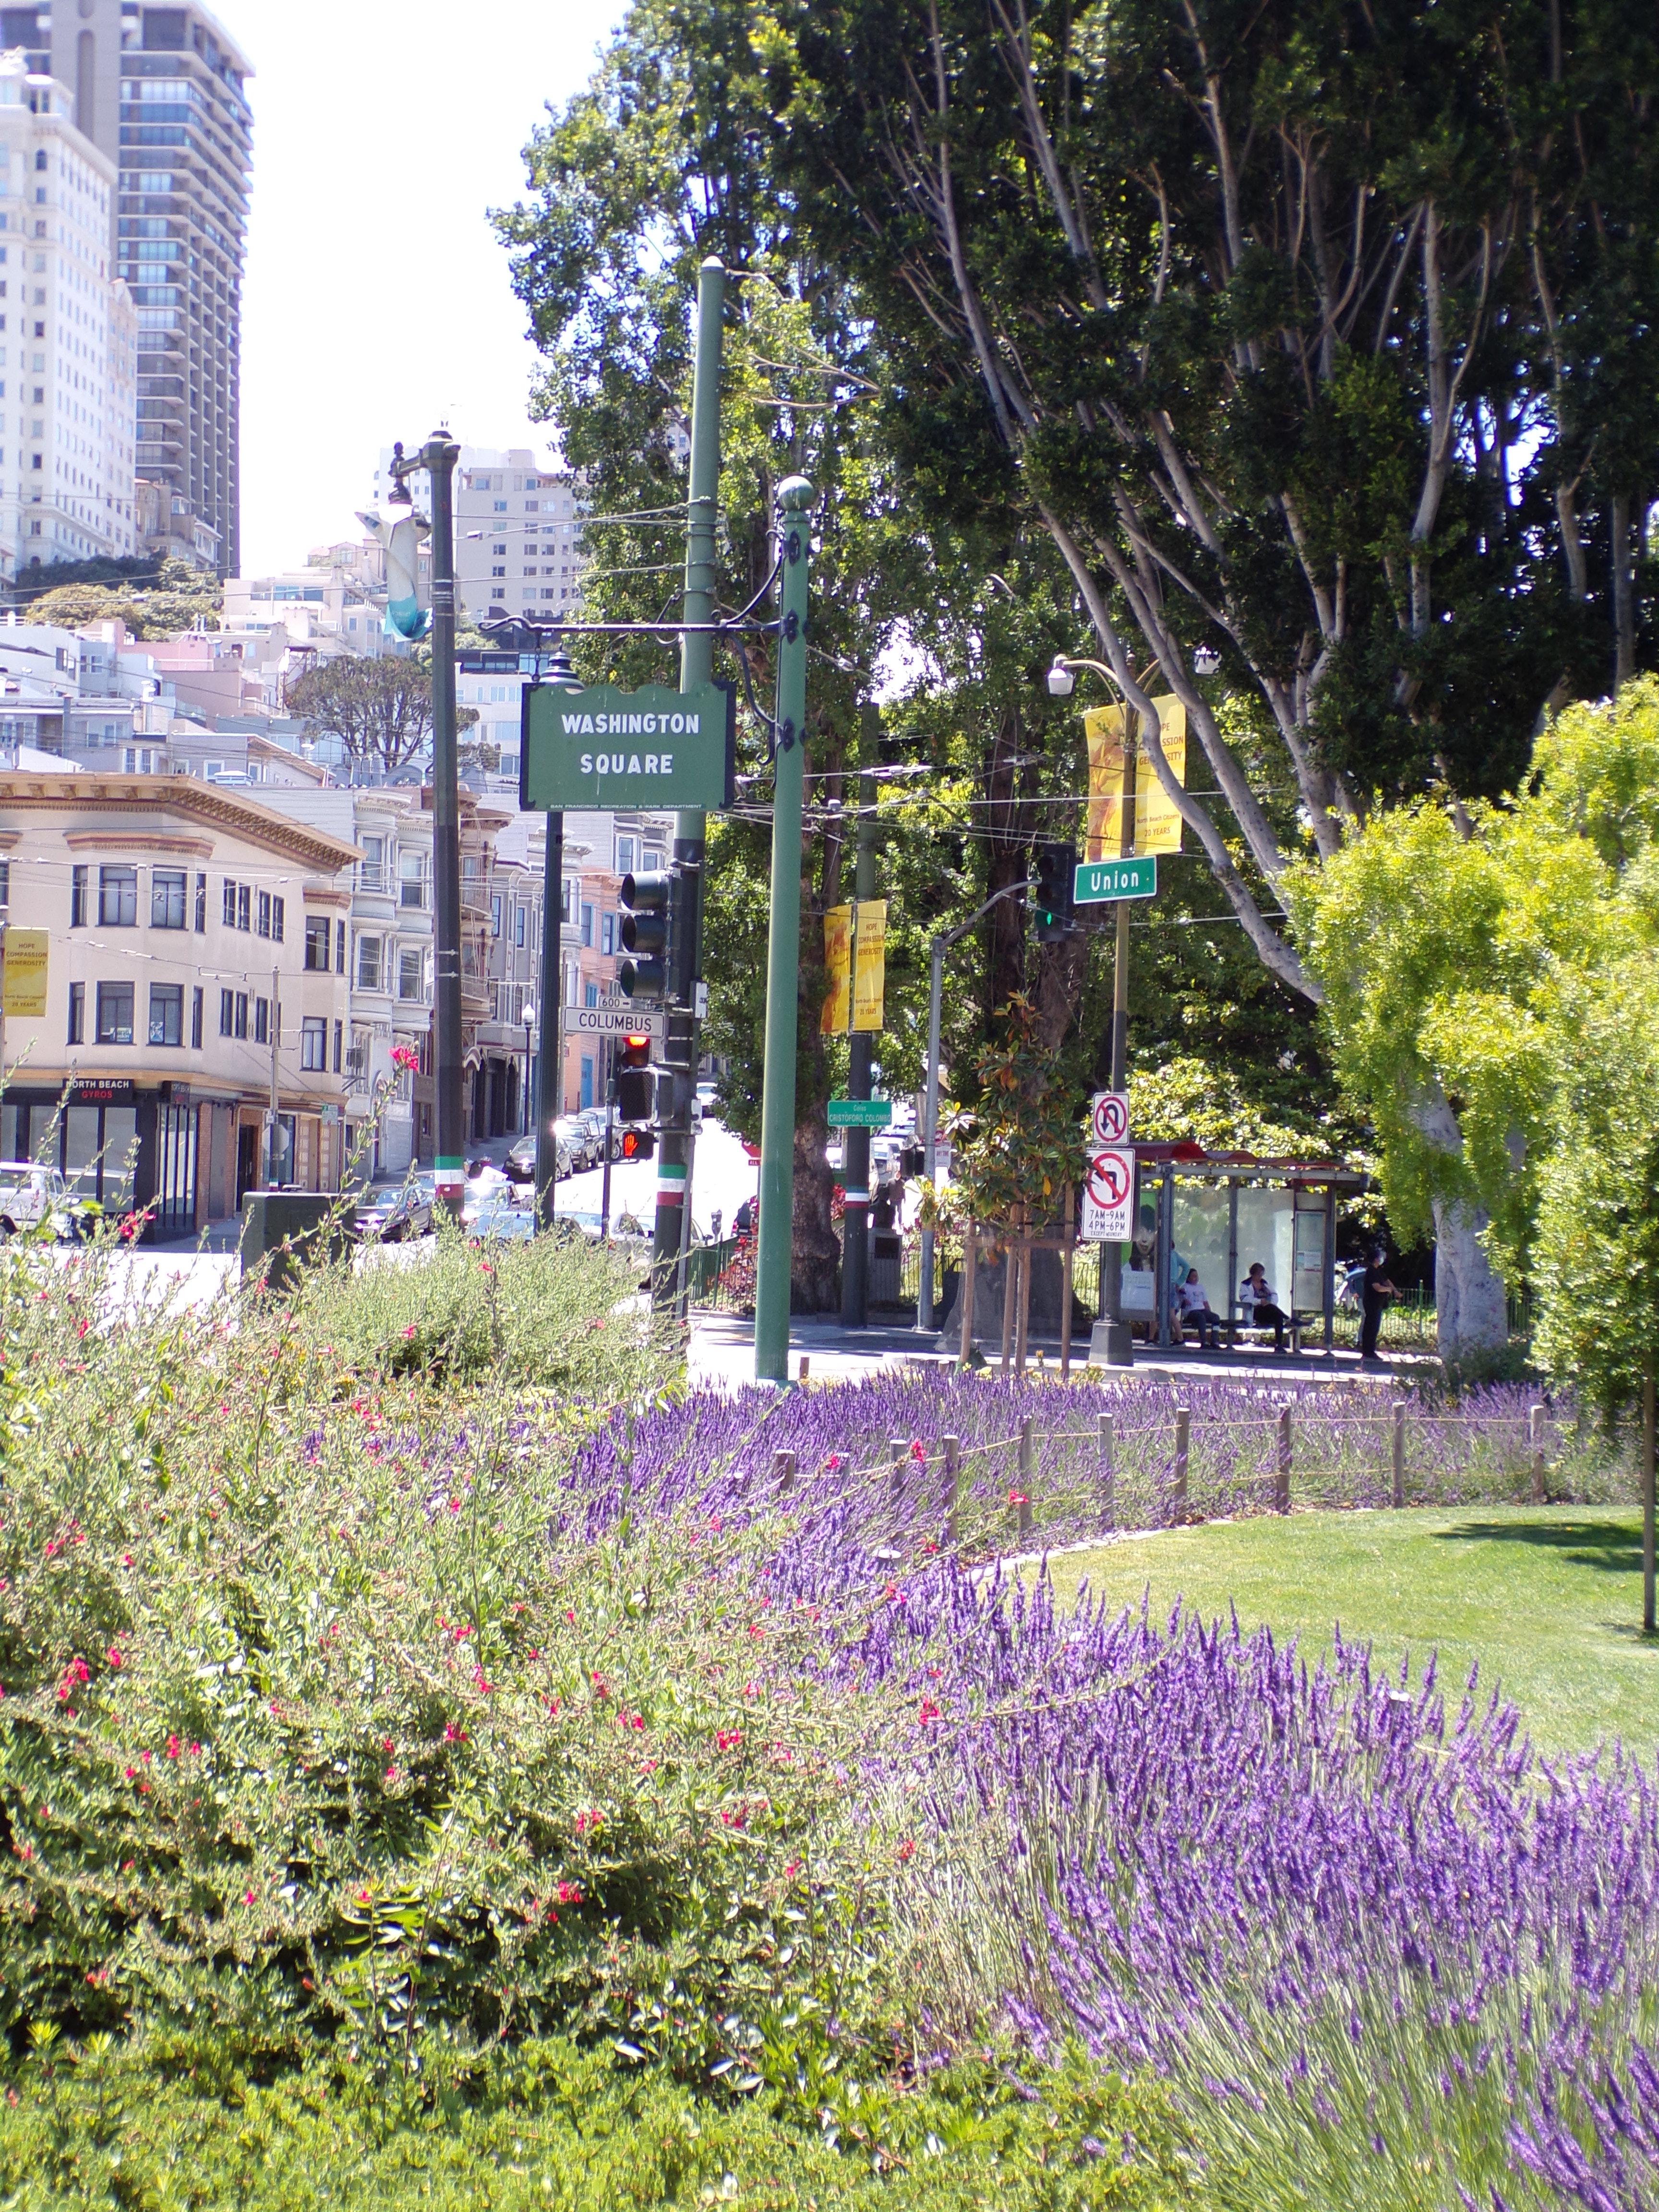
[568, 1372, 1624, 1560]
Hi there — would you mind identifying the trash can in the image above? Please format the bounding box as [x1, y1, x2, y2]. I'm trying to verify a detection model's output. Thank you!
[240, 1191, 349, 1292]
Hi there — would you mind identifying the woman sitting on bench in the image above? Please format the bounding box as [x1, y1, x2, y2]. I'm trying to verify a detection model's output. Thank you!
[1238, 1262, 1290, 1354]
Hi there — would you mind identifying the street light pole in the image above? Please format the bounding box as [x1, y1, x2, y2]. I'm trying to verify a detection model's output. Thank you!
[522, 1003, 535, 1139]
[841, 702, 880, 1329]
[653, 254, 726, 1317]
[421, 429, 465, 1219]
[753, 475, 815, 1385]
[1047, 652, 1141, 1365]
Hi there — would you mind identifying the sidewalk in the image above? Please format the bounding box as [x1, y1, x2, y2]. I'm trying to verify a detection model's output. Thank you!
[687, 1310, 1433, 1390]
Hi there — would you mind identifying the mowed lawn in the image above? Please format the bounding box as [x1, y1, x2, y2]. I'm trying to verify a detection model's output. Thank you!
[1034, 1506, 1658, 1762]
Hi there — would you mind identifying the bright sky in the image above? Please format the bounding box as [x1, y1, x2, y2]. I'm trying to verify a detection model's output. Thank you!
[212, 1, 627, 577]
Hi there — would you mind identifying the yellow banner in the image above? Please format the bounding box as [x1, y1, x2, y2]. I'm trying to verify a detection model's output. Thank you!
[1, 928, 47, 1018]
[1083, 696, 1188, 858]
[820, 903, 852, 1035]
[851, 899, 886, 1033]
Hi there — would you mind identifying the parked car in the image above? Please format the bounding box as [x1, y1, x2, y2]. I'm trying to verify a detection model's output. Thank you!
[505, 1132, 574, 1184]
[352, 1175, 435, 1243]
[575, 1106, 616, 1162]
[0, 1161, 85, 1239]
[554, 1115, 599, 1171]
[462, 1193, 536, 1241]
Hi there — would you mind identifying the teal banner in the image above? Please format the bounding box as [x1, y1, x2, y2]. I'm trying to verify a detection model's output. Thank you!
[520, 680, 736, 812]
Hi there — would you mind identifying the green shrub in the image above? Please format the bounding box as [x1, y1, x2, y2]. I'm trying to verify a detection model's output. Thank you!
[0, 2029, 1203, 2209]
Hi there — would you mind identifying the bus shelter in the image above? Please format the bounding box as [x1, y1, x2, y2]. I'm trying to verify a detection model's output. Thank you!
[1116, 1145, 1370, 1354]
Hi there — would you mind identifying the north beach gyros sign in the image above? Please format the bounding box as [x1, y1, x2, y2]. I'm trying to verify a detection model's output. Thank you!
[519, 680, 737, 812]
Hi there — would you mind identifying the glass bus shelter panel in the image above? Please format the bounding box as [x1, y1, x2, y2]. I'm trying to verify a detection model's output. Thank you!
[1292, 1187, 1329, 1318]
[1234, 1186, 1296, 1316]
[1171, 1183, 1231, 1323]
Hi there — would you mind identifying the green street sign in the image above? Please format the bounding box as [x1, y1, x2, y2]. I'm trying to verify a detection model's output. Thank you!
[1075, 854, 1158, 904]
[520, 680, 736, 812]
[827, 1097, 894, 1128]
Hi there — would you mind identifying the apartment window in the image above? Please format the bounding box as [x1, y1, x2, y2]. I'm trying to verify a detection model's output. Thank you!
[96, 981, 134, 1045]
[147, 983, 183, 1047]
[562, 877, 579, 926]
[98, 865, 137, 926]
[399, 852, 424, 910]
[257, 890, 271, 938]
[300, 1016, 327, 1072]
[360, 835, 384, 892]
[0, 859, 8, 907]
[336, 918, 347, 974]
[333, 1019, 343, 1075]
[616, 837, 637, 876]
[190, 986, 203, 1049]
[304, 914, 330, 971]
[643, 848, 665, 872]
[357, 935, 382, 991]
[71, 864, 87, 927]
[491, 891, 502, 938]
[253, 997, 269, 1047]
[219, 988, 234, 1037]
[397, 947, 423, 1001]
[223, 878, 251, 931]
[580, 902, 594, 948]
[515, 905, 526, 948]
[584, 981, 599, 1010]
[272, 896, 285, 943]
[601, 913, 616, 956]
[67, 981, 84, 1045]
[193, 871, 206, 932]
[150, 867, 187, 929]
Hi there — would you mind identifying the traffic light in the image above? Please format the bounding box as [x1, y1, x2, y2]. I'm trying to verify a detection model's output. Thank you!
[619, 870, 672, 999]
[1033, 842, 1077, 942]
[619, 1127, 656, 1162]
[616, 1033, 655, 1124]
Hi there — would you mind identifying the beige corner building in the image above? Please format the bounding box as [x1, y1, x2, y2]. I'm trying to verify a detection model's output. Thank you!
[0, 771, 357, 1234]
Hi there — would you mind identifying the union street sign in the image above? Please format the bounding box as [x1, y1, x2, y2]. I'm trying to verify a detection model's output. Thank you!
[1075, 854, 1158, 903]
[520, 679, 736, 812]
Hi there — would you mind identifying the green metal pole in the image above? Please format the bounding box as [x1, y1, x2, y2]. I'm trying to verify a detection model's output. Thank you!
[754, 476, 814, 1384]
[652, 254, 725, 1313]
[841, 701, 880, 1328]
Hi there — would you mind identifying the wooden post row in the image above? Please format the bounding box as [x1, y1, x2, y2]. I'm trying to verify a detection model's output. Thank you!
[943, 1434, 960, 1548]
[1016, 1415, 1034, 1540]
[1275, 1406, 1292, 1515]
[1099, 1408, 1115, 1533]
[1392, 1402, 1406, 1509]
[1172, 1405, 1190, 1523]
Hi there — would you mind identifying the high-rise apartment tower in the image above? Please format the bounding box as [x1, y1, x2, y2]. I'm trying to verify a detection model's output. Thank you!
[2, 2, 252, 575]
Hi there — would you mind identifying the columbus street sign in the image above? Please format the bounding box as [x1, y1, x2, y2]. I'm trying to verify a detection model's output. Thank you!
[520, 679, 737, 812]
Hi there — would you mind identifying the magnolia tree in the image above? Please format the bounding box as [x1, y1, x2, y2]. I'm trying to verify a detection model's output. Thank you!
[1287, 681, 1659, 1358]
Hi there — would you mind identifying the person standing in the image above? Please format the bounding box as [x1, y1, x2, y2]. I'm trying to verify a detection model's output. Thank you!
[1360, 1245, 1398, 1362]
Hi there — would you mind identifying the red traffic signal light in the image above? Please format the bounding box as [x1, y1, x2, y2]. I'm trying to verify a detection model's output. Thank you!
[619, 1127, 655, 1162]
[617, 1031, 655, 1123]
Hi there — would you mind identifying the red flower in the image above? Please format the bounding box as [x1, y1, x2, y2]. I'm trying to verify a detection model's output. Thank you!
[106, 1647, 123, 1670]
[166, 1734, 181, 1759]
[443, 1722, 468, 1743]
[716, 1728, 743, 1752]
[897, 1839, 916, 1863]
[918, 1699, 941, 1727]
[910, 1439, 926, 1462]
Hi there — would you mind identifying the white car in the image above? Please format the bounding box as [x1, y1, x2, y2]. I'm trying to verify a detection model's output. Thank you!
[0, 1162, 72, 1236]
[462, 1193, 536, 1241]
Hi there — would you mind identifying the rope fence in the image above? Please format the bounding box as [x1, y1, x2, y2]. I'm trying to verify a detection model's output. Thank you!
[732, 1398, 1565, 1564]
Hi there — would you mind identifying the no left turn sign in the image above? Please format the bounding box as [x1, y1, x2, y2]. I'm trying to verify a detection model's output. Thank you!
[1081, 1145, 1135, 1240]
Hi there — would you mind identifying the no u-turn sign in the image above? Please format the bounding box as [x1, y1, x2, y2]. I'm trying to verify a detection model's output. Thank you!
[1082, 1145, 1135, 1240]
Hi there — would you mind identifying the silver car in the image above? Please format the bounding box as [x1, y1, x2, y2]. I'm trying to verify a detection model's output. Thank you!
[554, 1115, 599, 1171]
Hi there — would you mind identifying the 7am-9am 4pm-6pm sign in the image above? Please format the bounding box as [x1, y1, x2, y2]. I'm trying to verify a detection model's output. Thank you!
[520, 680, 737, 812]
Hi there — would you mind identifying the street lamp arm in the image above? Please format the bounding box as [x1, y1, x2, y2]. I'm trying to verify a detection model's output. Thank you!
[933, 877, 1034, 959]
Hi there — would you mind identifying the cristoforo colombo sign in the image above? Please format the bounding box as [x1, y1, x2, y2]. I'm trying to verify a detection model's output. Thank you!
[519, 680, 736, 812]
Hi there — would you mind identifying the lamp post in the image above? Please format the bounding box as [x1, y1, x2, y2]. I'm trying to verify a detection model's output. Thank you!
[521, 1001, 536, 1138]
[1046, 652, 1137, 1364]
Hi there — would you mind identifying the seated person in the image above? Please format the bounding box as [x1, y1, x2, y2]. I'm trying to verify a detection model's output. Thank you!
[1178, 1267, 1223, 1349]
[1238, 1261, 1290, 1353]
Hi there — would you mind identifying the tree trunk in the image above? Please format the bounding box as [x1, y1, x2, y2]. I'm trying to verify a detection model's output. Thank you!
[1430, 1194, 1510, 1358]
[1612, 491, 1636, 692]
[1411, 1090, 1509, 1358]
[1643, 1355, 1655, 1636]
[791, 1112, 841, 1313]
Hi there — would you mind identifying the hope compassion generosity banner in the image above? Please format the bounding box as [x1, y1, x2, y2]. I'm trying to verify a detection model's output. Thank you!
[520, 680, 736, 811]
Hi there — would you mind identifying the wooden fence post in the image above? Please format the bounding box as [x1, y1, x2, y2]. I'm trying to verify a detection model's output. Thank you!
[1172, 1405, 1190, 1523]
[773, 1449, 797, 1497]
[1016, 1414, 1034, 1540]
[889, 1437, 908, 1501]
[1099, 1408, 1115, 1532]
[1529, 1402, 1546, 1503]
[943, 1434, 960, 1549]
[1275, 1406, 1292, 1514]
[1392, 1401, 1406, 1509]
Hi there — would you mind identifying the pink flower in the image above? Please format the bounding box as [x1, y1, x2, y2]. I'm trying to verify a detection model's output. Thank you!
[384, 1765, 398, 1785]
[716, 1728, 743, 1752]
[402, 1325, 418, 1340]
[918, 1700, 941, 1727]
[910, 1439, 926, 1462]
[107, 1648, 123, 1669]
[443, 1722, 467, 1743]
[244, 1888, 257, 1905]
[165, 1734, 181, 1760]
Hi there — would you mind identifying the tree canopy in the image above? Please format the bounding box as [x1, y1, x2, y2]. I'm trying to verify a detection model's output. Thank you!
[285, 655, 478, 782]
